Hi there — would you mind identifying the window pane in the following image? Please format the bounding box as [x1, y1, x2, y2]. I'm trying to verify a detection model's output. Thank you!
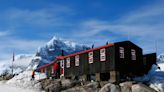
[66, 58, 70, 68]
[75, 55, 80, 66]
[119, 47, 124, 58]
[131, 49, 136, 60]
[100, 48, 106, 61]
[88, 52, 93, 64]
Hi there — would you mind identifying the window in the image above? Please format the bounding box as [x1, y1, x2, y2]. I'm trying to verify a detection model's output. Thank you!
[119, 47, 125, 58]
[75, 55, 80, 66]
[51, 66, 54, 74]
[41, 69, 44, 73]
[131, 49, 136, 60]
[88, 52, 93, 64]
[66, 58, 70, 68]
[100, 48, 106, 61]
[60, 60, 64, 68]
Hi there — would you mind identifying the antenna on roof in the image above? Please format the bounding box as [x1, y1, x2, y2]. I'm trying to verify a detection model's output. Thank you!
[106, 41, 108, 45]
[92, 44, 94, 48]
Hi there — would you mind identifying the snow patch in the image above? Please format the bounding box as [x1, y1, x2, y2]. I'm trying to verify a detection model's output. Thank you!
[134, 54, 164, 92]
[7, 71, 46, 91]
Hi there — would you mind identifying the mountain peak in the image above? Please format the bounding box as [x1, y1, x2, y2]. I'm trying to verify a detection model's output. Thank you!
[28, 36, 89, 70]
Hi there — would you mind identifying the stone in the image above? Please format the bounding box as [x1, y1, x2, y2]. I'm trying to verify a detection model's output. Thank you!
[99, 83, 120, 92]
[119, 81, 133, 92]
[61, 87, 87, 92]
[132, 84, 156, 92]
[86, 81, 101, 89]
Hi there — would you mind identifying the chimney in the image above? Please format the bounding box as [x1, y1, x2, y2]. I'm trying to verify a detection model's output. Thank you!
[92, 44, 94, 48]
[61, 50, 64, 56]
[106, 42, 108, 45]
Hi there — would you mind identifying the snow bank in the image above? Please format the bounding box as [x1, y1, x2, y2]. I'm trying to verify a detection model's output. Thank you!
[149, 61, 164, 92]
[0, 81, 40, 92]
[134, 56, 164, 92]
[0, 62, 11, 75]
[0, 54, 34, 76]
[7, 71, 46, 91]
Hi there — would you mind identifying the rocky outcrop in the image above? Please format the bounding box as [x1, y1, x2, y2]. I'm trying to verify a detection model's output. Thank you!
[132, 84, 156, 92]
[99, 83, 120, 92]
[40, 79, 157, 92]
[119, 81, 133, 92]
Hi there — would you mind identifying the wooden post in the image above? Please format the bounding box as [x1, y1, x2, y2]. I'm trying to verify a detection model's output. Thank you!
[109, 71, 120, 83]
[95, 73, 100, 81]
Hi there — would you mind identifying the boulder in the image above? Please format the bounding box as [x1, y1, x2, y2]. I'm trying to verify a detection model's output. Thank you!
[119, 81, 133, 92]
[45, 81, 61, 92]
[132, 84, 156, 92]
[86, 81, 101, 89]
[61, 87, 87, 92]
[61, 79, 77, 89]
[99, 83, 120, 92]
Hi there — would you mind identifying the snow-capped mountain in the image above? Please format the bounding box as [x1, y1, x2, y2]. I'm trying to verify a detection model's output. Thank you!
[27, 36, 89, 70]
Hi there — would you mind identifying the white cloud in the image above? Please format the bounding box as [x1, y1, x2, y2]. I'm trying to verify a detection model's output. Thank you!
[1, 5, 74, 28]
[0, 37, 47, 60]
[0, 31, 10, 37]
[72, 2, 164, 54]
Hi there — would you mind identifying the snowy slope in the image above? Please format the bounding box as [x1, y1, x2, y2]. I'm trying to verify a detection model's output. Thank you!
[0, 81, 42, 92]
[0, 54, 34, 76]
[27, 36, 89, 70]
[7, 71, 46, 91]
[149, 54, 164, 92]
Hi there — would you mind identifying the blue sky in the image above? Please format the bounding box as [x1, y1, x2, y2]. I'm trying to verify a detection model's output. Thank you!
[0, 0, 164, 60]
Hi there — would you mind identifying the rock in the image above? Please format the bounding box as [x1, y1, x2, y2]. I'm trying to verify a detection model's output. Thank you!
[132, 84, 156, 92]
[45, 81, 61, 92]
[61, 87, 87, 92]
[99, 83, 120, 92]
[119, 81, 133, 92]
[86, 81, 101, 89]
[61, 79, 80, 89]
[61, 79, 72, 87]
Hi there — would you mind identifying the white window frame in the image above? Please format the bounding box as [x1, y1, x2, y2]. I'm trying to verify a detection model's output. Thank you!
[100, 48, 106, 61]
[75, 55, 80, 66]
[88, 52, 93, 64]
[119, 47, 125, 59]
[66, 58, 70, 68]
[60, 60, 64, 68]
[131, 49, 136, 60]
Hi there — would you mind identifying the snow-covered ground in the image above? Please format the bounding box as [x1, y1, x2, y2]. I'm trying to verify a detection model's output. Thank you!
[0, 70, 46, 92]
[6, 71, 46, 91]
[149, 61, 164, 92]
[0, 81, 41, 92]
[0, 54, 34, 75]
